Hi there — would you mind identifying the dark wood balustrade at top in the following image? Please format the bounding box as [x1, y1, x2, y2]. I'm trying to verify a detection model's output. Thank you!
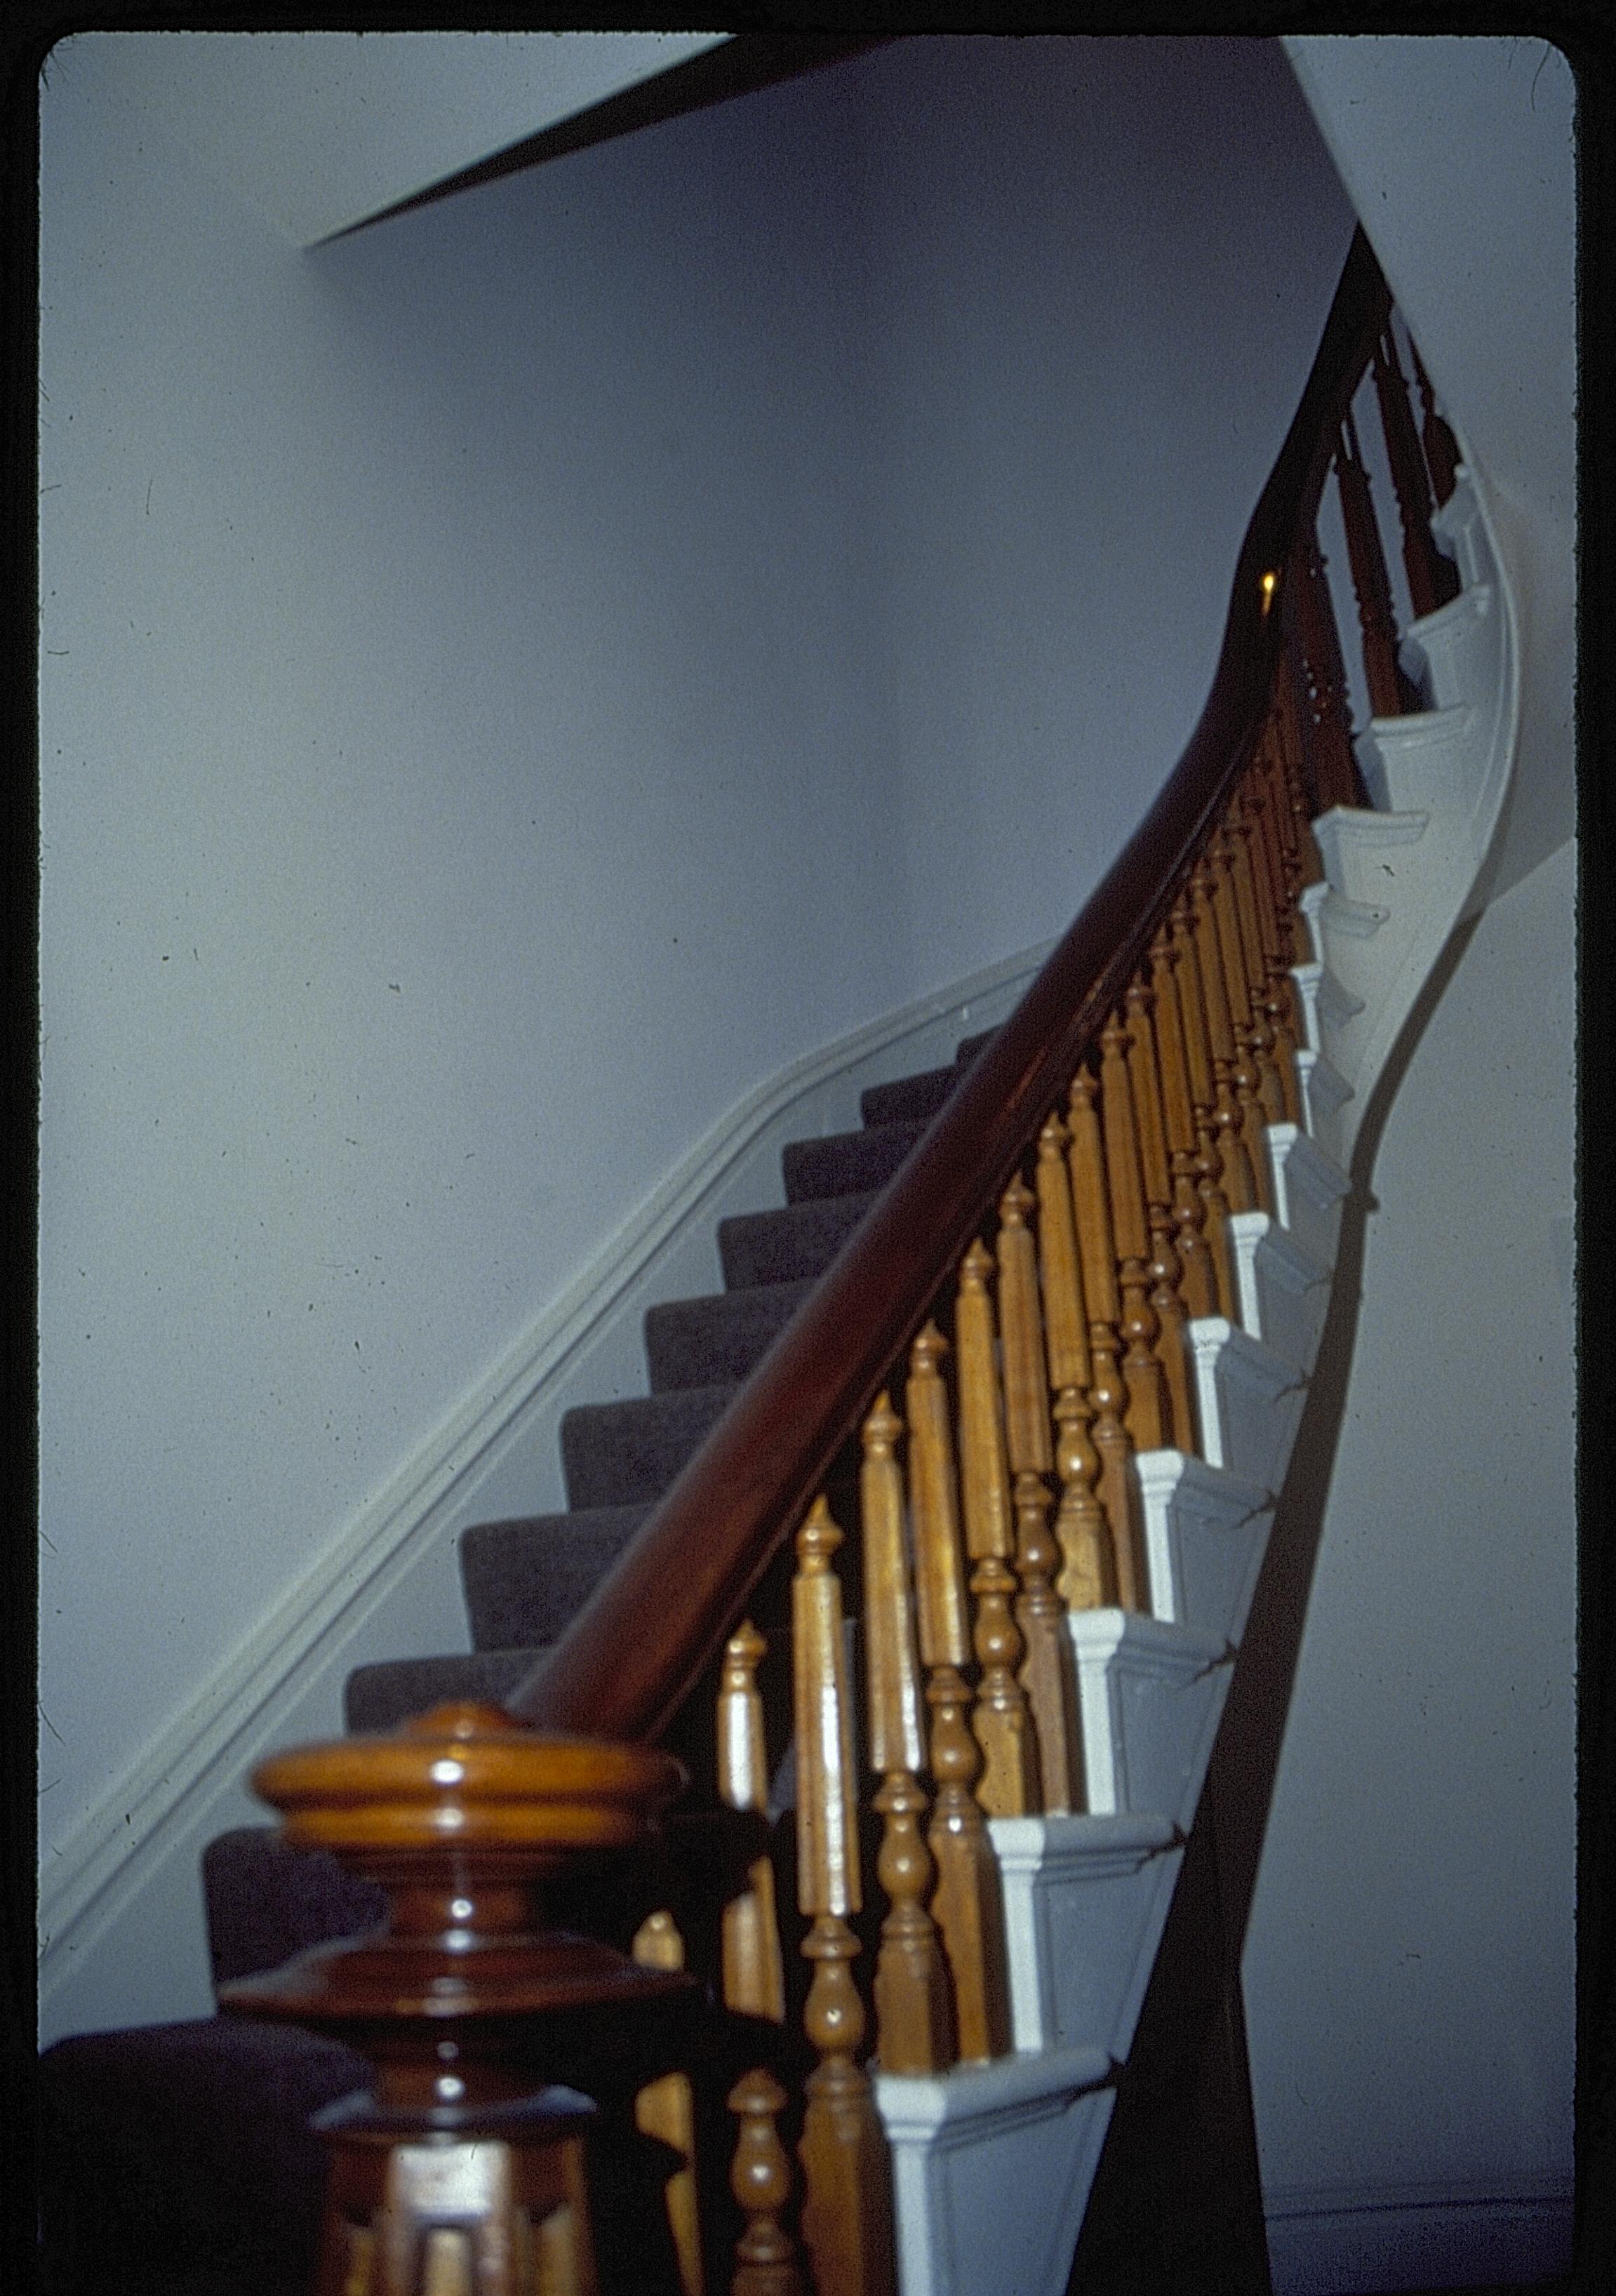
[507, 224, 1398, 1749]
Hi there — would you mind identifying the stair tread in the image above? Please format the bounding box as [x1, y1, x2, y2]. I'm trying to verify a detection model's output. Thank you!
[782, 1119, 927, 1204]
[461, 1504, 652, 1648]
[561, 1379, 740, 1509]
[645, 1277, 815, 1392]
[343, 1645, 547, 1735]
[719, 1189, 880, 1290]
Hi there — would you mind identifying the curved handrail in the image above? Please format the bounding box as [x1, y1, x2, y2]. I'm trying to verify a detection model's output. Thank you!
[510, 227, 1391, 1744]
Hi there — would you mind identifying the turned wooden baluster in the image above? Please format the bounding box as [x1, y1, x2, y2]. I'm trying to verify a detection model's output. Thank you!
[1372, 322, 1459, 616]
[1407, 327, 1460, 507]
[719, 1622, 787, 2024]
[1097, 1011, 1170, 1454]
[1169, 888, 1236, 1319]
[1207, 827, 1276, 1215]
[1223, 791, 1290, 1128]
[1147, 921, 1219, 1321]
[1238, 763, 1304, 1127]
[1189, 856, 1259, 1217]
[633, 1914, 705, 2296]
[792, 1498, 895, 2296]
[1335, 406, 1414, 720]
[1066, 1069, 1147, 1608]
[860, 1392, 955, 2073]
[996, 1176, 1083, 1813]
[1123, 970, 1196, 1452]
[906, 1323, 1011, 2062]
[954, 1238, 1041, 1817]
[728, 2071, 803, 2296]
[1272, 656, 1330, 892]
[1289, 530, 1363, 815]
[717, 1624, 801, 2296]
[1034, 1111, 1114, 1621]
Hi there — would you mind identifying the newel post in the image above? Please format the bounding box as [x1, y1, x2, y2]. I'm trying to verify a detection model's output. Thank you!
[220, 1701, 691, 2296]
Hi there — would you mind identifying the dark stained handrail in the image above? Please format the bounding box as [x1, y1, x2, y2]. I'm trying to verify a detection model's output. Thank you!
[510, 227, 1391, 1745]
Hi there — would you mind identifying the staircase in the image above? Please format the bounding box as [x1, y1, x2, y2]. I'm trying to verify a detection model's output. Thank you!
[38, 238, 1521, 2296]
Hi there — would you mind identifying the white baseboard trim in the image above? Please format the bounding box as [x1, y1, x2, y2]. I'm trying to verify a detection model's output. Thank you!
[39, 941, 1050, 2039]
[1264, 2172, 1574, 2295]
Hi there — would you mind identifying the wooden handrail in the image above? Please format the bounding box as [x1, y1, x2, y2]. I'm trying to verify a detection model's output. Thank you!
[509, 227, 1392, 1747]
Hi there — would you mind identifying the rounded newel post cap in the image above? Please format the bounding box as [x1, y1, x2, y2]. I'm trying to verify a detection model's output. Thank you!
[220, 1702, 693, 2029]
[249, 1700, 688, 1867]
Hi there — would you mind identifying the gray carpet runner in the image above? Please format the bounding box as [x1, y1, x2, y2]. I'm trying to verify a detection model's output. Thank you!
[38, 1026, 989, 2296]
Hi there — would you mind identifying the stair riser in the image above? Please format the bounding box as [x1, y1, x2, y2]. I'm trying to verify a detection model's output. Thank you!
[1137, 1452, 1273, 1649]
[1184, 1319, 1306, 1495]
[1225, 1210, 1332, 1378]
[991, 1817, 1183, 2060]
[1067, 1613, 1233, 1830]
[877, 2065, 1115, 2296]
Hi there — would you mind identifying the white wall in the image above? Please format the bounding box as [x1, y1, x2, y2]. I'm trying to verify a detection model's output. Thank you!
[1245, 839, 1576, 2292]
[38, 38, 899, 2008]
[853, 36, 1358, 988]
[39, 33, 1359, 2042]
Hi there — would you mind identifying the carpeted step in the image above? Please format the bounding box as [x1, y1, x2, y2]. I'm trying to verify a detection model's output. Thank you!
[718, 1189, 879, 1290]
[342, 1645, 546, 1734]
[858, 1061, 959, 1128]
[645, 1277, 814, 1392]
[857, 1028, 991, 1128]
[461, 1504, 652, 1650]
[561, 1380, 740, 1510]
[203, 1827, 385, 1988]
[781, 1119, 926, 1205]
[39, 2016, 373, 2296]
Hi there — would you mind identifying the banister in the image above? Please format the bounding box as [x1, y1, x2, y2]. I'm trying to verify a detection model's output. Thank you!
[509, 226, 1391, 1747]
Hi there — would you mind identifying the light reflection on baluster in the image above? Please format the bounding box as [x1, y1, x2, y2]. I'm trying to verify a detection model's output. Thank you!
[632, 1913, 705, 2296]
[1066, 1069, 1146, 1610]
[1147, 921, 1218, 1322]
[793, 1499, 895, 2296]
[860, 1394, 954, 2074]
[1123, 971, 1196, 1453]
[906, 1323, 1012, 2062]
[728, 2070, 804, 2296]
[1034, 1111, 1114, 1620]
[1240, 757, 1304, 1126]
[1190, 857, 1258, 1217]
[1170, 887, 1236, 1318]
[1208, 829, 1276, 1215]
[954, 1239, 1041, 1817]
[996, 1175, 1081, 1813]
[717, 1624, 801, 2296]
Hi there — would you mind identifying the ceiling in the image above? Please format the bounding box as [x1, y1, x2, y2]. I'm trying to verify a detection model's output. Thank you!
[51, 30, 733, 247]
